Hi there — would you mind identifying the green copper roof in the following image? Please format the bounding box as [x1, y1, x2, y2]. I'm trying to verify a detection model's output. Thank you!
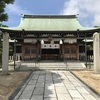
[0, 14, 99, 32]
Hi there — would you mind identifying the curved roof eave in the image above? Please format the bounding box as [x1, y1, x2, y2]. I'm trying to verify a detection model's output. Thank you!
[0, 27, 100, 33]
[0, 14, 100, 34]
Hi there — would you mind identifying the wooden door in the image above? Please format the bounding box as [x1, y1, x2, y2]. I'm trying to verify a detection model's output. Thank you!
[31, 45, 37, 59]
[23, 44, 37, 60]
[63, 44, 77, 60]
[24, 46, 31, 60]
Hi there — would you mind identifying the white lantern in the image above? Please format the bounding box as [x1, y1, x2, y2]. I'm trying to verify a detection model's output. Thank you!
[60, 39, 63, 44]
[41, 40, 44, 44]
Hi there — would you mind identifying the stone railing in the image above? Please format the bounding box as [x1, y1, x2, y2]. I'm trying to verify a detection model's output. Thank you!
[9, 54, 21, 61]
[79, 53, 93, 61]
[87, 55, 93, 61]
[9, 54, 21, 70]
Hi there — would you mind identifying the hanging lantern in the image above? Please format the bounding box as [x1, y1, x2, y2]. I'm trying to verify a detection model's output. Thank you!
[41, 39, 44, 44]
[60, 39, 63, 44]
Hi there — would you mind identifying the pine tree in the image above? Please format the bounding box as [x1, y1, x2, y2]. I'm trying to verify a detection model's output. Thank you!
[0, 0, 14, 22]
[0, 0, 14, 64]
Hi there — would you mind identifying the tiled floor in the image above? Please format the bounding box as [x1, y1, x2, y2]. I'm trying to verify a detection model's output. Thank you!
[13, 71, 100, 100]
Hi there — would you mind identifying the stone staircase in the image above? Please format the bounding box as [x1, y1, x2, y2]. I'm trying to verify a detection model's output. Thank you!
[19, 61, 86, 71]
[38, 62, 67, 70]
[66, 62, 86, 70]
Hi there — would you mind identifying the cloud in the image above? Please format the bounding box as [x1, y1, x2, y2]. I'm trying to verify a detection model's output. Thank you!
[61, 0, 79, 15]
[61, 0, 100, 26]
[94, 15, 100, 26]
[5, 3, 32, 16]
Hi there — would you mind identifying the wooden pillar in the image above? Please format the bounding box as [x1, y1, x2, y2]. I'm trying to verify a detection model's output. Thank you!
[22, 43, 24, 60]
[77, 44, 79, 60]
[2, 32, 9, 74]
[37, 34, 40, 61]
[14, 39, 16, 69]
[85, 35, 87, 68]
[93, 32, 100, 73]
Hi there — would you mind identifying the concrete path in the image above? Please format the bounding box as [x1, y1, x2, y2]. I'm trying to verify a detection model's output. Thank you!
[13, 71, 99, 100]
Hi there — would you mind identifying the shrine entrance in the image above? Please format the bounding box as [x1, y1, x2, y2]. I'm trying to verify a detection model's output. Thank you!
[22, 42, 78, 61]
[41, 49, 60, 60]
[41, 44, 60, 60]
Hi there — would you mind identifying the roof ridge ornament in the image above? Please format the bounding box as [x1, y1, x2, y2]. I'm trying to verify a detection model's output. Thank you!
[21, 14, 24, 17]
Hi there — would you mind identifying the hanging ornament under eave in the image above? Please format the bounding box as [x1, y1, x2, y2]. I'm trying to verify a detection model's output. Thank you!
[59, 39, 63, 44]
[41, 40, 44, 44]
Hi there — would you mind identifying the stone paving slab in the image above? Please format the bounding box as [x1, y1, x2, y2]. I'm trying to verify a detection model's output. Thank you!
[33, 87, 44, 95]
[31, 95, 43, 100]
[57, 94, 72, 100]
[44, 89, 56, 94]
[82, 94, 97, 100]
[76, 87, 90, 94]
[55, 87, 68, 94]
[20, 90, 33, 99]
[44, 98, 57, 100]
[68, 90, 83, 98]
[12, 71, 99, 100]
[44, 93, 56, 98]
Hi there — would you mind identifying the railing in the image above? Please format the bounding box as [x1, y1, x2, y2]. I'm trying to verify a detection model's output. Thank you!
[87, 55, 93, 61]
[9, 55, 21, 61]
[9, 55, 21, 70]
[79, 54, 93, 62]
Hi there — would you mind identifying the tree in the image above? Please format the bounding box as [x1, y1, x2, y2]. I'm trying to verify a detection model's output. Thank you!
[0, 0, 14, 22]
[0, 0, 14, 64]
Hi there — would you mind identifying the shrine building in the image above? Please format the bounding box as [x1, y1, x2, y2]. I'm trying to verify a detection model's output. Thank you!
[0, 14, 100, 62]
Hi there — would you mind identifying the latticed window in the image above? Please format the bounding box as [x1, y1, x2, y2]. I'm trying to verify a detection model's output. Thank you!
[31, 48, 37, 53]
[71, 47, 76, 54]
[25, 47, 30, 54]
[64, 48, 70, 53]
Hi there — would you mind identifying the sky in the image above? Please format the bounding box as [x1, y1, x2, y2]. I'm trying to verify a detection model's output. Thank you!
[3, 0, 100, 27]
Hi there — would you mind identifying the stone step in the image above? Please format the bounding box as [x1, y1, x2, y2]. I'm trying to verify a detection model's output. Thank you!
[40, 63, 66, 65]
[35, 62, 67, 70]
[67, 62, 86, 69]
[33, 67, 67, 70]
[20, 61, 86, 70]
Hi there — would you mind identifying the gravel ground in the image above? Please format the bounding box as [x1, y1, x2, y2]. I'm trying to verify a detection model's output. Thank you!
[0, 71, 31, 100]
[72, 70, 100, 94]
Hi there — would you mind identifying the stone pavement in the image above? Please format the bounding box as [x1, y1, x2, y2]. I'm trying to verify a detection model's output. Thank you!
[12, 71, 100, 100]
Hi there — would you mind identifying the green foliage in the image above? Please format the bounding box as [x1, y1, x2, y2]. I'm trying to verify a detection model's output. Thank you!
[0, 0, 14, 22]
[87, 44, 93, 51]
[0, 13, 8, 21]
[0, 23, 8, 27]
[0, 0, 14, 63]
[4, 0, 14, 4]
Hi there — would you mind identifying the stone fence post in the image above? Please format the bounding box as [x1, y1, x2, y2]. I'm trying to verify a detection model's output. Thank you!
[93, 32, 100, 73]
[2, 32, 9, 74]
